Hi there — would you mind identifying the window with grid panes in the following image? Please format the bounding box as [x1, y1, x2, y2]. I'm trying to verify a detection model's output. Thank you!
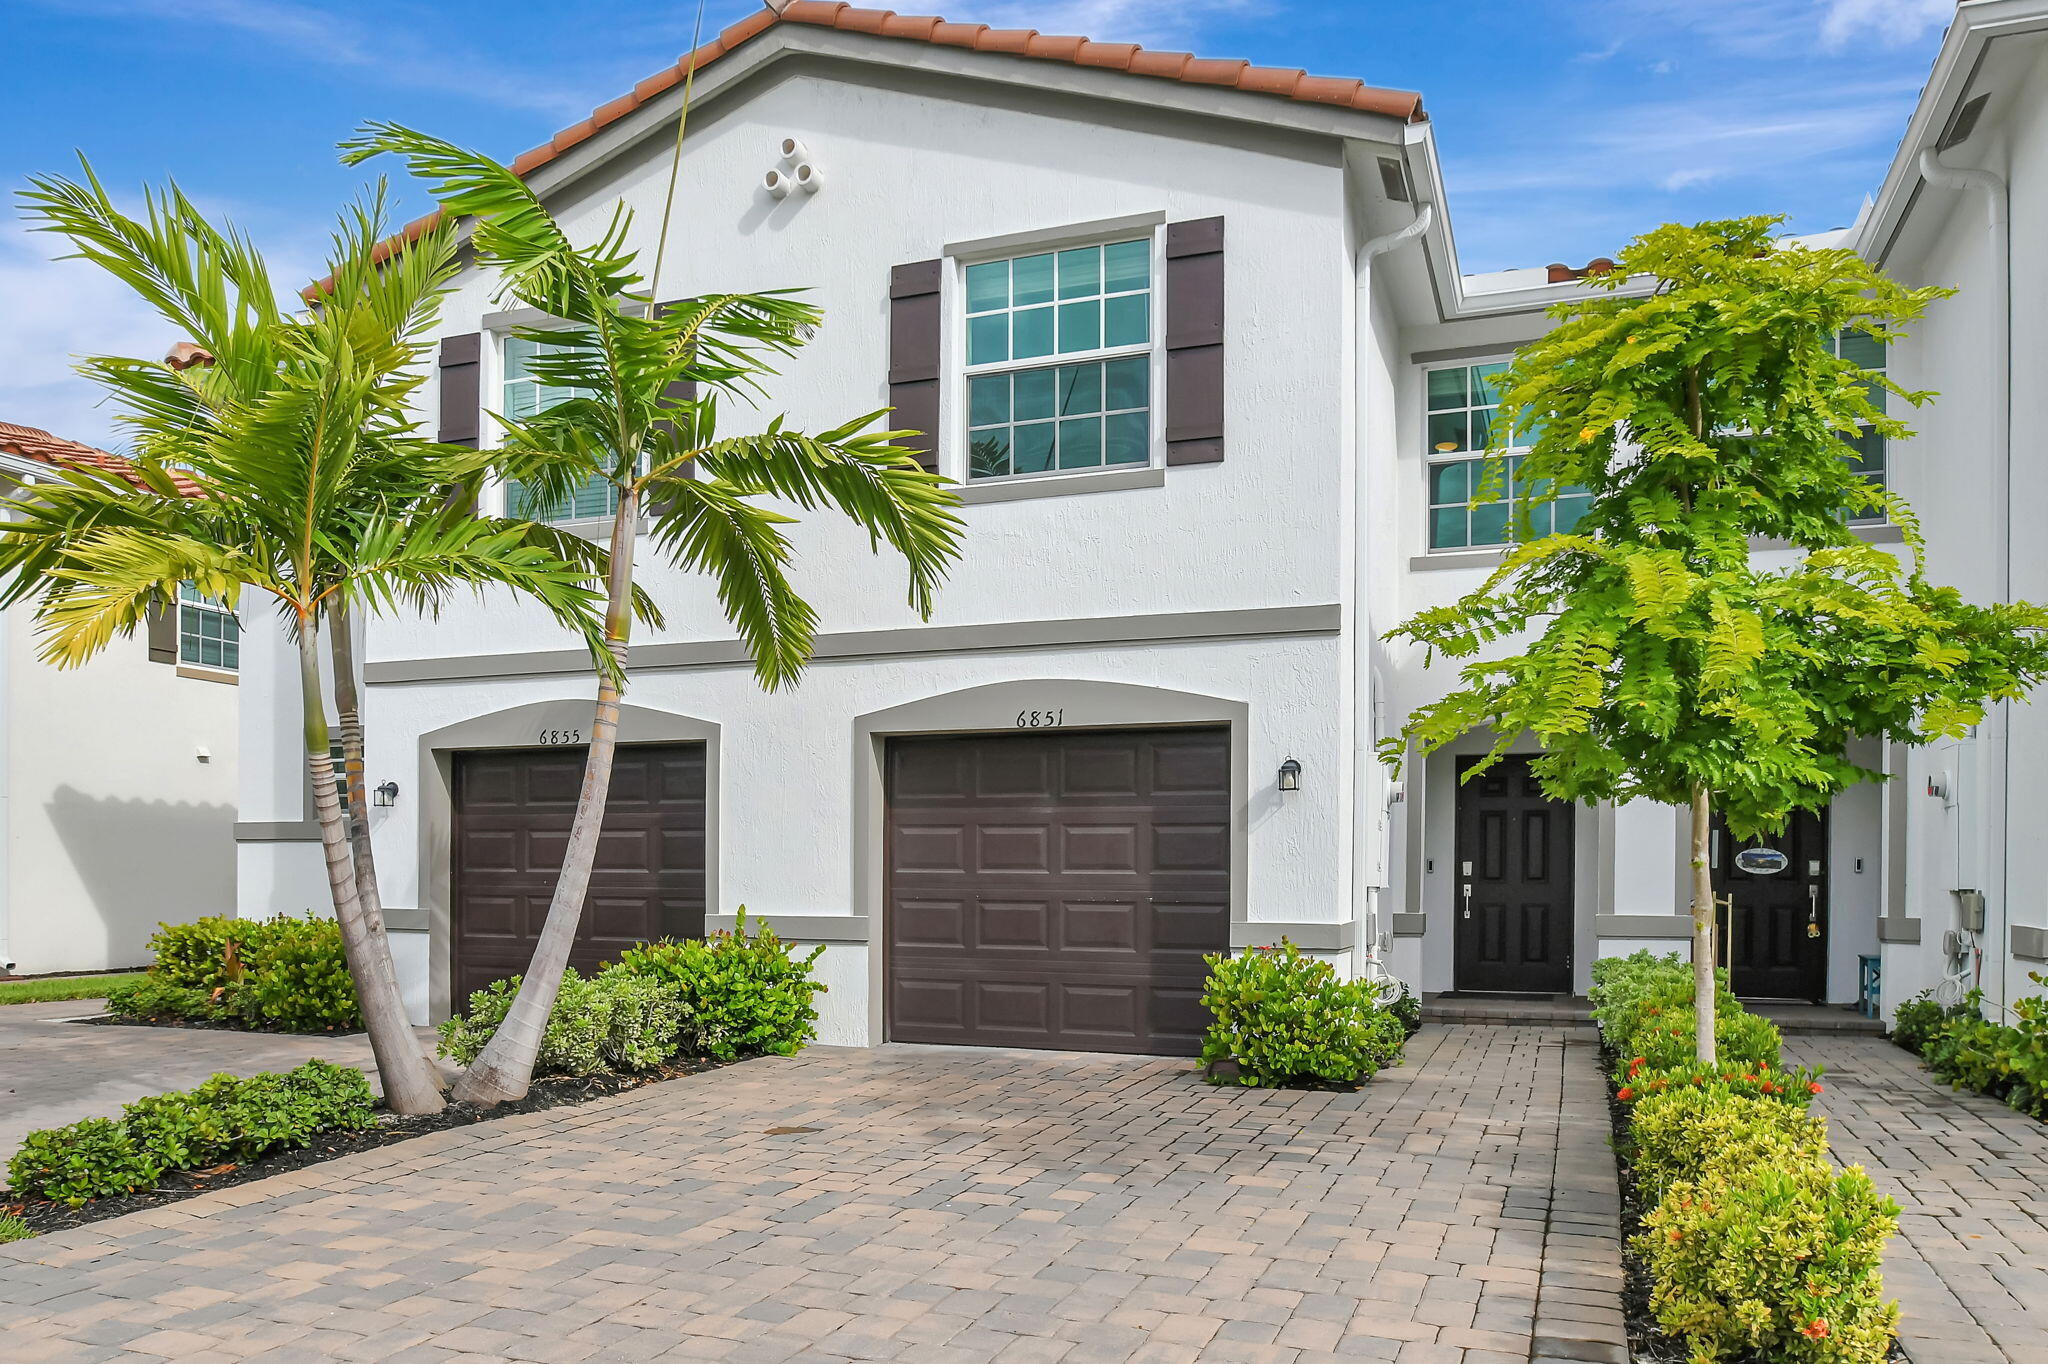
[1425, 361, 1590, 551]
[177, 582, 239, 670]
[963, 238, 1154, 480]
[1836, 330, 1888, 520]
[501, 335, 616, 522]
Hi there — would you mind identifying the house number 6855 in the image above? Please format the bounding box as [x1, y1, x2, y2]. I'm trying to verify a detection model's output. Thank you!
[1015, 709, 1064, 729]
[537, 728, 583, 745]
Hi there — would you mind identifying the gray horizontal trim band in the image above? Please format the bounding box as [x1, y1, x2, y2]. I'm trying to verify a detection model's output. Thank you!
[1879, 917, 1923, 945]
[704, 914, 869, 944]
[1596, 914, 1696, 940]
[1410, 550, 1506, 573]
[1752, 523, 1904, 551]
[947, 210, 1165, 260]
[1410, 342, 1519, 366]
[1391, 913, 1428, 938]
[381, 908, 430, 933]
[2012, 924, 2048, 962]
[481, 306, 552, 332]
[957, 466, 1164, 504]
[366, 603, 1342, 685]
[234, 820, 321, 843]
[1230, 921, 1354, 951]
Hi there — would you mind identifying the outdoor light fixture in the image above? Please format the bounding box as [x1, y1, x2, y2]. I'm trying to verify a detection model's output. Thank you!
[1278, 758, 1302, 792]
[373, 781, 400, 808]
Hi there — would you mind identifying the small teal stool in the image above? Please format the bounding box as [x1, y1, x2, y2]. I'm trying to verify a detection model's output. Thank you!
[1858, 954, 1882, 1019]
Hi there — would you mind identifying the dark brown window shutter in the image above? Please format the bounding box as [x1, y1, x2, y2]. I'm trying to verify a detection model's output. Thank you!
[888, 260, 943, 474]
[438, 332, 482, 448]
[146, 599, 177, 665]
[1164, 217, 1225, 466]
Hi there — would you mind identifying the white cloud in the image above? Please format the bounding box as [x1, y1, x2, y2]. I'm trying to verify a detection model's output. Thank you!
[938, 0, 1266, 48]
[1819, 0, 1953, 50]
[0, 226, 164, 452]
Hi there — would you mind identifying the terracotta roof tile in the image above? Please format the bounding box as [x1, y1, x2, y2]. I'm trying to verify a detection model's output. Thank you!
[307, 5, 1423, 299]
[0, 422, 202, 497]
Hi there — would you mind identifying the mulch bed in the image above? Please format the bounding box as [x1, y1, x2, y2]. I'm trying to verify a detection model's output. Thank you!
[78, 1013, 363, 1037]
[3, 1058, 725, 1238]
[1597, 1036, 1912, 1364]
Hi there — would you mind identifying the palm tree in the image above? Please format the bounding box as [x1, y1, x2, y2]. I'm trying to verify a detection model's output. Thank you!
[3, 166, 625, 1114]
[342, 123, 965, 1104]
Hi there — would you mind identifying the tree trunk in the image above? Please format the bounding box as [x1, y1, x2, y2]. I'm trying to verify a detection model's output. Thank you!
[297, 621, 446, 1115]
[1690, 783, 1718, 1065]
[328, 603, 445, 1077]
[452, 486, 639, 1105]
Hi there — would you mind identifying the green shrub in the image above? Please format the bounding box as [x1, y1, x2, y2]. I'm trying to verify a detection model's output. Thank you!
[0, 1215, 31, 1243]
[1628, 1085, 1830, 1205]
[2002, 982, 2048, 1117]
[1890, 989, 1972, 1055]
[105, 975, 225, 1022]
[1381, 980, 1423, 1037]
[1616, 1060, 1824, 1110]
[1613, 1004, 1782, 1084]
[1924, 1012, 2013, 1096]
[1198, 941, 1406, 1088]
[614, 910, 827, 1061]
[6, 1060, 374, 1206]
[1639, 1157, 1901, 1363]
[231, 918, 360, 1032]
[7, 1118, 165, 1206]
[112, 916, 358, 1032]
[439, 967, 687, 1075]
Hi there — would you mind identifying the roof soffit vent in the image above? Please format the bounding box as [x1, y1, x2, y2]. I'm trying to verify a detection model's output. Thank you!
[1939, 92, 1991, 152]
[1377, 155, 1411, 203]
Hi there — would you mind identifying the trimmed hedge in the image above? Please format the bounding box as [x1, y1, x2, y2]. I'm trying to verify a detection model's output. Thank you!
[106, 916, 359, 1033]
[5, 1059, 375, 1207]
[439, 966, 687, 1076]
[1593, 951, 1900, 1363]
[1199, 941, 1407, 1088]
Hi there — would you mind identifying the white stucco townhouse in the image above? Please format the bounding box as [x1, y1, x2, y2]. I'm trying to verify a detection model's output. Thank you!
[232, 0, 2048, 1047]
[0, 422, 238, 978]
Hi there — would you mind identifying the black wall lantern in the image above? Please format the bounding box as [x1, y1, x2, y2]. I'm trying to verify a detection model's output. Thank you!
[373, 780, 400, 808]
[1277, 757, 1302, 793]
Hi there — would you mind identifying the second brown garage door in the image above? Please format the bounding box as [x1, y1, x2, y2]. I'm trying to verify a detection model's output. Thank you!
[452, 744, 705, 1004]
[885, 727, 1230, 1055]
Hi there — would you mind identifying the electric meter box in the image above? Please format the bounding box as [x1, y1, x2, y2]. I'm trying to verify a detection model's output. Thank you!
[1953, 889, 1987, 933]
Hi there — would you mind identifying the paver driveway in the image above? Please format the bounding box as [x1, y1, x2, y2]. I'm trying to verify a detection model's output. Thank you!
[1, 1026, 1626, 1363]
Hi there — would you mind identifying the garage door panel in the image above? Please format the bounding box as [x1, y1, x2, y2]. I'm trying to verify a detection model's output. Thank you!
[454, 745, 706, 998]
[886, 728, 1228, 1055]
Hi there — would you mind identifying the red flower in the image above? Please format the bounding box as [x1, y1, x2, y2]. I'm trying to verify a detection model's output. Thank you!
[1801, 1320, 1831, 1340]
[1667, 1229, 1682, 1243]
[1617, 1087, 1635, 1102]
[1809, 1081, 1825, 1095]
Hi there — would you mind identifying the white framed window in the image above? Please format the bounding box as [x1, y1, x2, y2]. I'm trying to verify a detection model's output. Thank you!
[960, 235, 1159, 481]
[1424, 360, 1590, 551]
[1836, 330, 1888, 520]
[177, 582, 239, 671]
[500, 334, 616, 523]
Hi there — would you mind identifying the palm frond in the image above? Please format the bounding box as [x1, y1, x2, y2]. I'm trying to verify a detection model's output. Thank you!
[642, 478, 818, 689]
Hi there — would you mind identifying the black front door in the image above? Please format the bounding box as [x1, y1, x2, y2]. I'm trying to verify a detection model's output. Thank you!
[1454, 755, 1575, 993]
[1713, 809, 1828, 1001]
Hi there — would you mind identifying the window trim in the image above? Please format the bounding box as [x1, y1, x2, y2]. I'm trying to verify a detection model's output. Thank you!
[176, 584, 240, 673]
[1419, 354, 1547, 555]
[946, 224, 1169, 491]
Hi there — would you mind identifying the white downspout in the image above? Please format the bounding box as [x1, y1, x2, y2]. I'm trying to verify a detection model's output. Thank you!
[1352, 200, 1434, 985]
[1918, 145, 2010, 1017]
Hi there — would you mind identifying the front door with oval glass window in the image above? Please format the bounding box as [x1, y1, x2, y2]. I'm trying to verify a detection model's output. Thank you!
[1713, 809, 1828, 1001]
[1453, 755, 1575, 993]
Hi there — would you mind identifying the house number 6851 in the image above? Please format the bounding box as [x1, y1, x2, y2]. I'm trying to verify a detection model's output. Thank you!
[1015, 709, 1064, 729]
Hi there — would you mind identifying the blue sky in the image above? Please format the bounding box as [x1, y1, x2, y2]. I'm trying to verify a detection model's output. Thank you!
[2, 0, 1952, 449]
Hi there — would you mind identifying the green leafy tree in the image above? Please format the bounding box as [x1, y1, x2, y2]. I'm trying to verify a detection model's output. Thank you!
[1383, 218, 2048, 1062]
[341, 123, 964, 1105]
[2, 166, 623, 1113]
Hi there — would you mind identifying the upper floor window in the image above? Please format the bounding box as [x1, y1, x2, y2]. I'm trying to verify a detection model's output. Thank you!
[178, 582, 239, 671]
[501, 335, 616, 523]
[963, 238, 1155, 480]
[1425, 360, 1590, 551]
[1836, 330, 1887, 520]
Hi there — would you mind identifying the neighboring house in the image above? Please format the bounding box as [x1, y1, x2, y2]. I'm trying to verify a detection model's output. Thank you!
[229, 0, 2046, 1047]
[0, 422, 238, 976]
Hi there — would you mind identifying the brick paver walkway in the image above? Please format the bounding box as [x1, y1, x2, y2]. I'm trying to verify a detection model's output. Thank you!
[1, 1027, 1626, 1363]
[0, 1000, 429, 1158]
[1784, 1034, 2048, 1364]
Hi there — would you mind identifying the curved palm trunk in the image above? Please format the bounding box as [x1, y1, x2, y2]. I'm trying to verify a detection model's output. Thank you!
[297, 622, 446, 1114]
[1690, 784, 1718, 1065]
[328, 603, 444, 1077]
[452, 487, 639, 1104]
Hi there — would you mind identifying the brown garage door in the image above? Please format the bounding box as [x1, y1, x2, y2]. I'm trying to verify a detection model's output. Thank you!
[885, 727, 1230, 1055]
[452, 744, 705, 1005]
